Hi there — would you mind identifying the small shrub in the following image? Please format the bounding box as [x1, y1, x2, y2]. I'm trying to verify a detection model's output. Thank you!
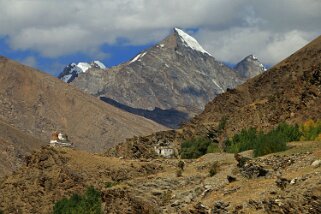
[218, 116, 228, 132]
[209, 161, 219, 176]
[176, 169, 183, 177]
[206, 143, 220, 153]
[161, 190, 172, 205]
[53, 186, 102, 214]
[316, 133, 321, 141]
[105, 181, 117, 188]
[300, 119, 321, 141]
[177, 160, 185, 170]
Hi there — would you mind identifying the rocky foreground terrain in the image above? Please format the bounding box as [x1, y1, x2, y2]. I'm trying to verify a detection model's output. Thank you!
[0, 141, 321, 213]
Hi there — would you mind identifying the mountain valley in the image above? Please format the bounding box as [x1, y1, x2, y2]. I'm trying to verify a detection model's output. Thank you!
[0, 27, 320, 214]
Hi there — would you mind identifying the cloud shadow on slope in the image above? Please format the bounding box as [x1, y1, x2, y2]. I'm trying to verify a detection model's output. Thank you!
[100, 97, 189, 129]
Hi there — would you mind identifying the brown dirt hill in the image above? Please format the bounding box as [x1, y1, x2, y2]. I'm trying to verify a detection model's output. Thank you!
[188, 35, 321, 137]
[0, 56, 165, 154]
[1, 141, 321, 213]
[0, 118, 44, 177]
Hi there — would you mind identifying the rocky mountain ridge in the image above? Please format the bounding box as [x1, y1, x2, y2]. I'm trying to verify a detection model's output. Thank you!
[188, 34, 321, 138]
[61, 28, 265, 128]
[58, 60, 106, 83]
[105, 34, 321, 161]
[234, 54, 267, 78]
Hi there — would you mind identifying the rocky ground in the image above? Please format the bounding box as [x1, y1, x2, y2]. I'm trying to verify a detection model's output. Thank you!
[1, 141, 321, 213]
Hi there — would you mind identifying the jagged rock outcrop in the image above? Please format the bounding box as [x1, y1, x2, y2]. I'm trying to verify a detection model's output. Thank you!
[69, 28, 245, 128]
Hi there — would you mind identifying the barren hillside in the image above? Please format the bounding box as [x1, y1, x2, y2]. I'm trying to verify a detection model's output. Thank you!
[0, 56, 165, 154]
[188, 35, 321, 137]
[0, 118, 44, 177]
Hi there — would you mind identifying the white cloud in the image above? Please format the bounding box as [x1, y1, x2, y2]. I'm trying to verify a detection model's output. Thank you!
[0, 0, 320, 64]
[197, 28, 311, 65]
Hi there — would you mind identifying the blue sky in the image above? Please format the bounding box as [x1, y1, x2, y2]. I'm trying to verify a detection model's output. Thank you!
[1, 0, 321, 76]
[0, 34, 155, 76]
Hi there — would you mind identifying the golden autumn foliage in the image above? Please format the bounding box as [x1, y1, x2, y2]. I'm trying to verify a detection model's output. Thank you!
[299, 119, 321, 141]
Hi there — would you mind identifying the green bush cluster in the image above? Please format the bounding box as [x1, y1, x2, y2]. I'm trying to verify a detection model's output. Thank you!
[180, 138, 219, 159]
[53, 186, 102, 214]
[225, 127, 258, 153]
[225, 123, 301, 157]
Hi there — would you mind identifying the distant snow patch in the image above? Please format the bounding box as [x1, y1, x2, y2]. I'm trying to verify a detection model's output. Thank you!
[212, 79, 224, 91]
[77, 62, 91, 72]
[260, 64, 267, 71]
[130, 52, 146, 64]
[130, 53, 142, 63]
[61, 74, 73, 83]
[174, 28, 212, 56]
[93, 60, 106, 69]
[251, 55, 258, 60]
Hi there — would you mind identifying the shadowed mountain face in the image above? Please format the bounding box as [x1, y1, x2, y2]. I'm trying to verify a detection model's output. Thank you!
[0, 56, 166, 155]
[67, 28, 246, 128]
[188, 35, 321, 136]
[100, 96, 189, 128]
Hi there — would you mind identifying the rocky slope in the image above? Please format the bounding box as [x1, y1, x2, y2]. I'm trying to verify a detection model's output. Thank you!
[0, 56, 165, 156]
[67, 28, 246, 128]
[234, 55, 267, 78]
[188, 35, 321, 137]
[1, 141, 321, 213]
[0, 118, 44, 177]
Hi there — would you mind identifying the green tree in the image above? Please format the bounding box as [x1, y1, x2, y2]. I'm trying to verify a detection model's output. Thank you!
[180, 138, 212, 159]
[53, 186, 102, 214]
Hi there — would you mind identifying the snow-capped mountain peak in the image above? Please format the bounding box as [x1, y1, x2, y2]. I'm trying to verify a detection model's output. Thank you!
[245, 55, 267, 72]
[234, 55, 267, 78]
[58, 61, 106, 83]
[77, 62, 92, 73]
[174, 28, 212, 56]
